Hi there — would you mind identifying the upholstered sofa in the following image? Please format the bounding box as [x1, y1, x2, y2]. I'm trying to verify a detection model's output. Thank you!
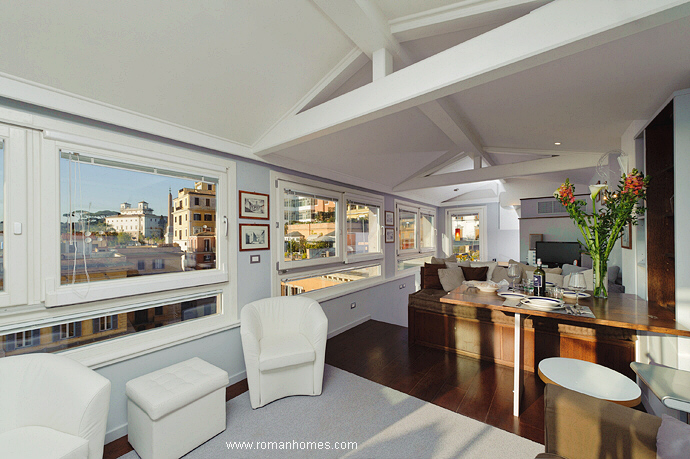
[536, 384, 660, 459]
[408, 260, 636, 376]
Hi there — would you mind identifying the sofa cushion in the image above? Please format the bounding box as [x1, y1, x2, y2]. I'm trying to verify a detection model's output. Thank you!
[0, 425, 89, 459]
[438, 268, 465, 291]
[431, 256, 456, 265]
[422, 263, 445, 290]
[524, 270, 565, 287]
[491, 266, 510, 283]
[656, 414, 690, 459]
[259, 333, 316, 372]
[470, 261, 497, 281]
[562, 263, 588, 277]
[446, 260, 472, 269]
[461, 265, 489, 281]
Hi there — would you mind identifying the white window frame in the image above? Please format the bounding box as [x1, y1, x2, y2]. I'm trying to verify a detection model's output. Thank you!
[344, 193, 384, 264]
[0, 125, 31, 308]
[444, 206, 488, 262]
[271, 172, 384, 300]
[395, 201, 437, 271]
[42, 141, 230, 307]
[0, 111, 238, 369]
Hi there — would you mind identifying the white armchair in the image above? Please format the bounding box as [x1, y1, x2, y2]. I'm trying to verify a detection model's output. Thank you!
[241, 296, 328, 409]
[0, 353, 111, 459]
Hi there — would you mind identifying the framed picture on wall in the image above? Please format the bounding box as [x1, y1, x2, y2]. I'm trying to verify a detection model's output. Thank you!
[240, 224, 270, 251]
[239, 191, 269, 220]
[385, 227, 395, 243]
[385, 211, 394, 226]
[621, 222, 632, 249]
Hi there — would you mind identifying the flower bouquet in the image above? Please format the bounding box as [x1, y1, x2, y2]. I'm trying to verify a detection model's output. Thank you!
[554, 169, 650, 297]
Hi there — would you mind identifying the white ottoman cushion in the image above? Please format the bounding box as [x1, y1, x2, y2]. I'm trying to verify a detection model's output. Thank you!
[126, 357, 228, 421]
[126, 357, 229, 459]
[0, 425, 89, 459]
[259, 333, 316, 372]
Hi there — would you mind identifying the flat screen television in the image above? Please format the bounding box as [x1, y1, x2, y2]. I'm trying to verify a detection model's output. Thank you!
[535, 241, 582, 268]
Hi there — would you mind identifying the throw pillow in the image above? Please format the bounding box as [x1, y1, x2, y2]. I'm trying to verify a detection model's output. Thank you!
[438, 268, 465, 291]
[470, 261, 497, 281]
[431, 255, 457, 265]
[562, 263, 588, 277]
[608, 265, 621, 285]
[423, 263, 446, 290]
[461, 265, 489, 281]
[657, 414, 690, 459]
[491, 266, 511, 283]
[446, 260, 472, 269]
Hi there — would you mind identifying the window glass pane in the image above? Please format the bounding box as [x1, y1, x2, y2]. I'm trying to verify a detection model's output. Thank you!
[420, 213, 435, 249]
[60, 153, 217, 285]
[1, 296, 218, 356]
[398, 210, 416, 250]
[283, 191, 337, 262]
[0, 140, 3, 291]
[346, 202, 380, 256]
[451, 213, 480, 261]
[280, 265, 381, 296]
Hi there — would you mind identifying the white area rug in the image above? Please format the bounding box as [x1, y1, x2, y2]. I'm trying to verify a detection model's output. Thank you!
[121, 365, 543, 458]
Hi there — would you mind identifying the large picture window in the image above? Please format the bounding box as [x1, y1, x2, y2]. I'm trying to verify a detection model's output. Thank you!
[445, 206, 487, 262]
[60, 151, 218, 286]
[0, 140, 4, 292]
[275, 175, 383, 297]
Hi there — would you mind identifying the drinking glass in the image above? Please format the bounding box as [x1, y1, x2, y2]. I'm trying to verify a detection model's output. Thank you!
[568, 272, 587, 308]
[507, 263, 520, 291]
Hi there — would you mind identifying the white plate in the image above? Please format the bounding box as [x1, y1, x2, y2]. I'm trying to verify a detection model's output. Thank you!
[498, 292, 526, 299]
[562, 291, 591, 299]
[477, 286, 499, 293]
[521, 296, 565, 310]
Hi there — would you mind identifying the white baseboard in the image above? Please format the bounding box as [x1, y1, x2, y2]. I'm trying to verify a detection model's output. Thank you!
[328, 315, 371, 339]
[228, 369, 247, 386]
[105, 423, 128, 445]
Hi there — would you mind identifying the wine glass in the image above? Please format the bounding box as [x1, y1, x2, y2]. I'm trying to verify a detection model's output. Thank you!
[568, 272, 587, 310]
[507, 263, 521, 291]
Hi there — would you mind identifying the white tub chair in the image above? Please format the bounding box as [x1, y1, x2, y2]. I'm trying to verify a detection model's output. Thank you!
[0, 353, 111, 459]
[241, 296, 328, 409]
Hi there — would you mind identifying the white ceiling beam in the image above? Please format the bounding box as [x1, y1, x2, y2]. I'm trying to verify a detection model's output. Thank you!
[390, 0, 550, 42]
[253, 0, 690, 157]
[393, 154, 602, 191]
[484, 147, 604, 156]
[296, 49, 370, 113]
[372, 48, 393, 80]
[394, 148, 467, 188]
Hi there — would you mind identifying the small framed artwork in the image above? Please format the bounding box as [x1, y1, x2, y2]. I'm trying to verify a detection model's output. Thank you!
[385, 227, 395, 243]
[239, 224, 270, 251]
[239, 191, 269, 220]
[385, 211, 394, 227]
[621, 222, 632, 249]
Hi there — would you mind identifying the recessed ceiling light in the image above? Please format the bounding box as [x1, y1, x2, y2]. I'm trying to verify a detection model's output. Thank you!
[554, 142, 561, 146]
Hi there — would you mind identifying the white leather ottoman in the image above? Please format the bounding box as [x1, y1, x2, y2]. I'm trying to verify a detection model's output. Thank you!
[126, 357, 229, 459]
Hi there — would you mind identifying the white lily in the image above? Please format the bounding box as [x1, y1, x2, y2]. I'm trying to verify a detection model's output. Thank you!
[589, 183, 607, 200]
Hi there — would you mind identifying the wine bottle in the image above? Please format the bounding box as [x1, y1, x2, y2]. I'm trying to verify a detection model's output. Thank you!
[533, 258, 546, 296]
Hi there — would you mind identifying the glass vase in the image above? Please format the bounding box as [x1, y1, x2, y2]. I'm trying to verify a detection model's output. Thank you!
[592, 255, 608, 298]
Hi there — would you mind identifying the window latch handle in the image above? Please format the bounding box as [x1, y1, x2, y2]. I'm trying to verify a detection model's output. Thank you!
[223, 216, 228, 237]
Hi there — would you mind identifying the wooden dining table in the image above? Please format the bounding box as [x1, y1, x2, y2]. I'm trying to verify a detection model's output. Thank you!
[440, 286, 690, 416]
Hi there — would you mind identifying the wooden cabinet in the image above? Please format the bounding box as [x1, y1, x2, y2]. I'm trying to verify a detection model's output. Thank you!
[644, 101, 675, 309]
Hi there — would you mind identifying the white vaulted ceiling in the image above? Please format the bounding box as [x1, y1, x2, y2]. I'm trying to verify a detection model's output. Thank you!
[1, 0, 689, 206]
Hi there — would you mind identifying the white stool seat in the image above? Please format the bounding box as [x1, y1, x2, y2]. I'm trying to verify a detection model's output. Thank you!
[539, 357, 641, 407]
[126, 357, 229, 459]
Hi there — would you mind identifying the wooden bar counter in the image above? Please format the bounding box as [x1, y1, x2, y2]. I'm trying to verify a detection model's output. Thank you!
[436, 286, 690, 416]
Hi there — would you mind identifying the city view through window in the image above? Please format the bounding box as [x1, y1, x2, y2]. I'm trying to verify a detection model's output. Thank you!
[60, 153, 217, 285]
[451, 213, 481, 261]
[283, 193, 338, 262]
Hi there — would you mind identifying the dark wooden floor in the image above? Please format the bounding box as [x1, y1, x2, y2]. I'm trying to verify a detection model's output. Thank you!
[104, 319, 545, 458]
[325, 319, 546, 444]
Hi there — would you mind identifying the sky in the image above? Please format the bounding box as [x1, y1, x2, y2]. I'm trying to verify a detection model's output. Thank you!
[59, 158, 196, 222]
